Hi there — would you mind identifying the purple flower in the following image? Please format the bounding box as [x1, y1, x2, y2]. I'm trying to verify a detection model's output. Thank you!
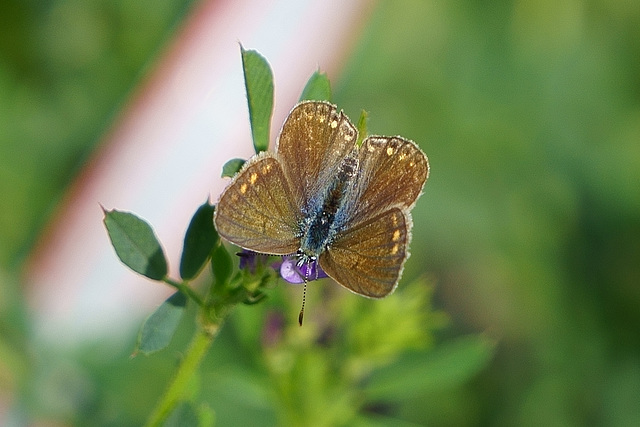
[279, 256, 328, 284]
[237, 250, 328, 285]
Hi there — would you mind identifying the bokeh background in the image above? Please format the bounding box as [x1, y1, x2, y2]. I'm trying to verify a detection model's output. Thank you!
[2, 0, 639, 425]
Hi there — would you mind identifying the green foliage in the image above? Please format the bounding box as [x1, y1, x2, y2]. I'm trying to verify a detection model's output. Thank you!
[210, 243, 233, 296]
[220, 158, 245, 178]
[1, 0, 638, 425]
[335, 1, 640, 424]
[137, 291, 188, 355]
[180, 201, 218, 281]
[0, 0, 196, 268]
[165, 399, 214, 427]
[241, 46, 274, 153]
[363, 334, 496, 401]
[103, 208, 168, 281]
[254, 277, 458, 426]
[164, 402, 200, 427]
[299, 71, 332, 102]
[95, 54, 473, 426]
[356, 110, 368, 145]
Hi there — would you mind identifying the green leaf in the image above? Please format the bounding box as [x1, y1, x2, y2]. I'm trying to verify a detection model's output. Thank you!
[210, 243, 233, 296]
[180, 201, 219, 280]
[356, 109, 369, 146]
[136, 291, 187, 355]
[103, 208, 168, 280]
[164, 401, 200, 427]
[299, 71, 332, 102]
[196, 403, 216, 427]
[221, 158, 245, 178]
[241, 46, 274, 153]
[243, 290, 267, 305]
[363, 335, 495, 400]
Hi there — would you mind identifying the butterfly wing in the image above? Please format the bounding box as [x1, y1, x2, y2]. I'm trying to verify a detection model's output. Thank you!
[319, 207, 410, 297]
[214, 152, 300, 254]
[347, 136, 429, 226]
[276, 101, 358, 212]
[319, 137, 428, 297]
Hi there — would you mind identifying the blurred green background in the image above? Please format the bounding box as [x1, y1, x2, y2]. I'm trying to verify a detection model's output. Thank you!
[1, 0, 639, 425]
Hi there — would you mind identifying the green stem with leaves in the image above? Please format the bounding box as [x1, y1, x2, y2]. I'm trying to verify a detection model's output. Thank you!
[164, 277, 205, 307]
[143, 318, 221, 427]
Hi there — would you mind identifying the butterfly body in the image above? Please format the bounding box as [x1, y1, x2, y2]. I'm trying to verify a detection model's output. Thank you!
[214, 101, 429, 298]
[300, 153, 358, 260]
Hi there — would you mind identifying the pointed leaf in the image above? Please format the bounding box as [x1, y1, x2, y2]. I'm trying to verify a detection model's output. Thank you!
[180, 201, 219, 280]
[299, 71, 332, 102]
[136, 291, 187, 355]
[221, 158, 245, 178]
[241, 46, 274, 153]
[103, 209, 167, 280]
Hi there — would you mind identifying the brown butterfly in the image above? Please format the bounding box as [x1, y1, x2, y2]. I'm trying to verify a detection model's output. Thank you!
[214, 101, 429, 301]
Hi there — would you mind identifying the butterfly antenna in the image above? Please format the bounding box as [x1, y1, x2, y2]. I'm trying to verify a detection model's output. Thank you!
[298, 281, 307, 326]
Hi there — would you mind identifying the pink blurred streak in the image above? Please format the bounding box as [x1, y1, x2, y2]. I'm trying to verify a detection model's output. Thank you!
[25, 0, 373, 344]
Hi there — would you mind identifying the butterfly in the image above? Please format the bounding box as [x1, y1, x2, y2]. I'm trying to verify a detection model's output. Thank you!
[214, 101, 429, 302]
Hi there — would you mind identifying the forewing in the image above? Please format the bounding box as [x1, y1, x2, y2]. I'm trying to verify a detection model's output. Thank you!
[347, 136, 428, 227]
[276, 101, 358, 212]
[319, 207, 410, 298]
[214, 153, 300, 254]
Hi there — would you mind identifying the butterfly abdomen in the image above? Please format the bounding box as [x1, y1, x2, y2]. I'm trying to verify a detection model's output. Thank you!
[300, 155, 358, 257]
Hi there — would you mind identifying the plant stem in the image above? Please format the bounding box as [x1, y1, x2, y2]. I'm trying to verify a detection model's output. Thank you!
[143, 321, 220, 427]
[164, 277, 205, 307]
